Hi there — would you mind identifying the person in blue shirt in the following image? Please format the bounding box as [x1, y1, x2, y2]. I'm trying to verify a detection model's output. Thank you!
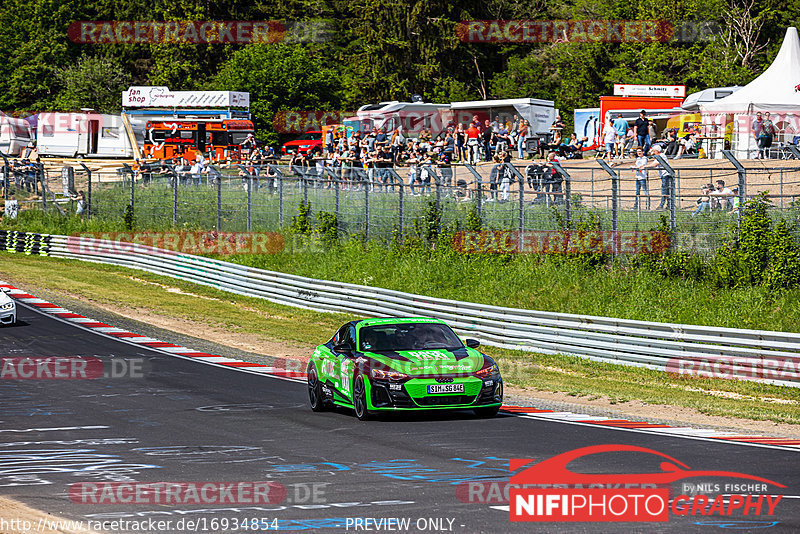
[613, 114, 629, 159]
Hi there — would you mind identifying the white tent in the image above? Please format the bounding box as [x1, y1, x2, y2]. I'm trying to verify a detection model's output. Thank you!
[701, 27, 800, 158]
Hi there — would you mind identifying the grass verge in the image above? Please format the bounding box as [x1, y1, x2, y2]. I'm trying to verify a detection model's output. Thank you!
[1, 252, 798, 425]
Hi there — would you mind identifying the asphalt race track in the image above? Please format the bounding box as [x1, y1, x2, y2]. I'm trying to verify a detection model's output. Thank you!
[1, 300, 799, 533]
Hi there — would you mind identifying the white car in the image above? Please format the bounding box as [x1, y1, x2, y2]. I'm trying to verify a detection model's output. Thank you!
[0, 288, 16, 325]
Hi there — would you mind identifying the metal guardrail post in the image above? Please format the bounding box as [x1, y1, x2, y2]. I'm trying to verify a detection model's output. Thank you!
[653, 155, 677, 233]
[551, 162, 572, 225]
[79, 163, 92, 218]
[722, 149, 746, 208]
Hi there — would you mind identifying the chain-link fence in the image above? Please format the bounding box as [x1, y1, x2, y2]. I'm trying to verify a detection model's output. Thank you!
[29, 154, 800, 254]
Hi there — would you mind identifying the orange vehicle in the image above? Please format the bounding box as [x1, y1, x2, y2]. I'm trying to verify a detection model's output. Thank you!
[144, 119, 255, 161]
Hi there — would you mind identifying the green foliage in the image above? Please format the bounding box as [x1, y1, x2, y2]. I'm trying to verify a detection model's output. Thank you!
[56, 56, 131, 113]
[424, 198, 441, 243]
[212, 44, 342, 145]
[315, 210, 339, 247]
[123, 204, 134, 231]
[290, 199, 312, 236]
[465, 202, 482, 232]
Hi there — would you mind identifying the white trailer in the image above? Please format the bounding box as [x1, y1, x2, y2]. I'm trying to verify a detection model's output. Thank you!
[449, 98, 558, 135]
[348, 101, 452, 137]
[37, 113, 143, 158]
[0, 113, 34, 157]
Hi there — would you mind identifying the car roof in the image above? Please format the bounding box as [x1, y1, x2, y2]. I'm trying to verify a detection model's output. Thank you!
[357, 317, 446, 328]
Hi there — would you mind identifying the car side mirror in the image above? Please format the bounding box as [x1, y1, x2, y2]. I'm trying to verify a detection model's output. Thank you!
[333, 343, 354, 353]
[465, 338, 480, 349]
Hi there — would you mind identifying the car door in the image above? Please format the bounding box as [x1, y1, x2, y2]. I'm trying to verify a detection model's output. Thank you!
[321, 323, 355, 402]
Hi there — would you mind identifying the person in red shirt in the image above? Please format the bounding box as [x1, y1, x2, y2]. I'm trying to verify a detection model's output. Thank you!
[466, 123, 481, 164]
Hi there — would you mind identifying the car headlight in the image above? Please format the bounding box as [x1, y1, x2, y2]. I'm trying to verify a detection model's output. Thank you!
[0, 303, 13, 310]
[475, 363, 499, 378]
[371, 368, 408, 380]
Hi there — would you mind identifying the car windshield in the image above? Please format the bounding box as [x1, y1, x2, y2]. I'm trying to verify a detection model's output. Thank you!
[359, 323, 464, 352]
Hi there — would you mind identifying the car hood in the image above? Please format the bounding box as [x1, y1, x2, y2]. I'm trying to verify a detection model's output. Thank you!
[0, 292, 13, 306]
[360, 347, 485, 376]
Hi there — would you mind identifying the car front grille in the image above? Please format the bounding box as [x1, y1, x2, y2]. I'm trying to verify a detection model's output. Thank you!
[435, 377, 454, 383]
[415, 395, 476, 406]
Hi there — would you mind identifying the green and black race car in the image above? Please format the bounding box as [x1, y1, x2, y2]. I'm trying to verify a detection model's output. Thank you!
[306, 317, 503, 420]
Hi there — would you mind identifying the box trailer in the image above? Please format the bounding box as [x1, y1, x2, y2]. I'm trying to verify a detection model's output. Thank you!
[449, 98, 558, 136]
[37, 113, 143, 158]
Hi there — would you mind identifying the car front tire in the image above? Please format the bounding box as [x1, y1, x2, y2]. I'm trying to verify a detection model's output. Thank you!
[307, 363, 326, 412]
[353, 374, 371, 421]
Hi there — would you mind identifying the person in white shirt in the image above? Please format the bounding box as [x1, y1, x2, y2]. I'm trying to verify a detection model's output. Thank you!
[630, 148, 650, 210]
[710, 179, 734, 210]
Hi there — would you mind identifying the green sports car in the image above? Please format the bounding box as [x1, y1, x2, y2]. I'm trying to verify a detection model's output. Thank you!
[306, 317, 503, 420]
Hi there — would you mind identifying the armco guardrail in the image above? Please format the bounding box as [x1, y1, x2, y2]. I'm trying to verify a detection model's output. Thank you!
[2, 231, 799, 387]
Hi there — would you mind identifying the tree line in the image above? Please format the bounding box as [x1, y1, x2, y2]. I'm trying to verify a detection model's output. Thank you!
[0, 0, 790, 144]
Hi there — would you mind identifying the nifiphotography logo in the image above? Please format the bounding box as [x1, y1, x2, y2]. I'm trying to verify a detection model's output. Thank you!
[508, 445, 785, 523]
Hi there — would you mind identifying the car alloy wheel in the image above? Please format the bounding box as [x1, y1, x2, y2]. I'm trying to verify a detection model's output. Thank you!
[308, 363, 325, 412]
[353, 374, 370, 421]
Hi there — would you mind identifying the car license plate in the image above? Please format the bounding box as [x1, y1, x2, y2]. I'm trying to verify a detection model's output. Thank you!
[427, 383, 464, 394]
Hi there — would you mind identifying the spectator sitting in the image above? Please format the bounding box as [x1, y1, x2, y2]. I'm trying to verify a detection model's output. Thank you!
[710, 179, 734, 210]
[674, 132, 697, 159]
[662, 128, 678, 156]
[691, 184, 712, 217]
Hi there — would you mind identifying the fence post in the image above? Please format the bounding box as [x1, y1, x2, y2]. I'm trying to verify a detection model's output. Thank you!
[0, 151, 8, 201]
[675, 169, 681, 212]
[464, 164, 484, 220]
[38, 165, 47, 212]
[551, 162, 572, 225]
[722, 149, 746, 209]
[364, 178, 369, 241]
[170, 166, 178, 225]
[216, 172, 222, 230]
[653, 154, 677, 233]
[597, 159, 621, 251]
[246, 176, 252, 232]
[334, 174, 340, 235]
[393, 169, 404, 240]
[780, 168, 784, 209]
[268, 164, 284, 226]
[79, 163, 92, 218]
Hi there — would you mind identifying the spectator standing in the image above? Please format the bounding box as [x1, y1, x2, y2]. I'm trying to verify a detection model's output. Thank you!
[455, 124, 466, 162]
[324, 128, 333, 156]
[466, 122, 481, 164]
[517, 119, 529, 159]
[603, 120, 616, 161]
[645, 145, 672, 210]
[613, 114, 629, 159]
[634, 110, 651, 155]
[630, 148, 650, 210]
[482, 120, 494, 161]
